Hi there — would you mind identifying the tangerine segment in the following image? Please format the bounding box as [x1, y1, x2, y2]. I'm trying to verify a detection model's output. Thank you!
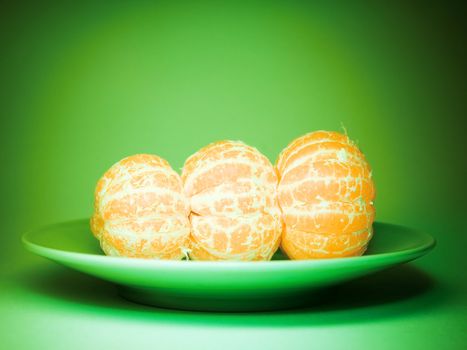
[100, 218, 190, 259]
[276, 131, 351, 173]
[182, 141, 277, 197]
[281, 200, 375, 235]
[276, 131, 376, 260]
[279, 174, 374, 205]
[190, 179, 277, 216]
[102, 190, 187, 221]
[182, 140, 282, 261]
[281, 227, 372, 259]
[91, 154, 191, 260]
[280, 159, 371, 188]
[189, 213, 282, 261]
[278, 141, 368, 175]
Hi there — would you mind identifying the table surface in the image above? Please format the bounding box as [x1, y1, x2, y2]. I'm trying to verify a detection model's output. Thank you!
[1, 220, 466, 350]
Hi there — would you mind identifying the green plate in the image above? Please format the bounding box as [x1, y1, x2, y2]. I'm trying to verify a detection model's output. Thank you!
[22, 219, 435, 312]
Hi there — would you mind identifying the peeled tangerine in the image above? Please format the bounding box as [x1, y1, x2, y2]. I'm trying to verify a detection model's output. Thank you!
[90, 154, 190, 259]
[182, 141, 282, 261]
[276, 131, 375, 259]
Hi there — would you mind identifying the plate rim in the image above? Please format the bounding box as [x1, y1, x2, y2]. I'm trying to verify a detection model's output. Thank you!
[22, 218, 436, 270]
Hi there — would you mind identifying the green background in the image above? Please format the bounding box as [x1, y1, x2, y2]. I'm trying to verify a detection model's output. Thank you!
[1, 1, 466, 349]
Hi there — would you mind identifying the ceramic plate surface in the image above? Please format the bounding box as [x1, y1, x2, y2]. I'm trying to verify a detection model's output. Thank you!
[22, 219, 435, 311]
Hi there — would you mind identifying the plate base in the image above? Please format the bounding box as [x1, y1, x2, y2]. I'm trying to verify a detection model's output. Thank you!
[117, 285, 325, 312]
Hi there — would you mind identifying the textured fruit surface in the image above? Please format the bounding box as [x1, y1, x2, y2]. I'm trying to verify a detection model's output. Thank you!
[276, 131, 375, 259]
[91, 154, 190, 259]
[182, 141, 282, 261]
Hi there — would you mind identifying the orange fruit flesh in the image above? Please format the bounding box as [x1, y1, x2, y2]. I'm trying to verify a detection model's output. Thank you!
[281, 227, 373, 259]
[277, 131, 376, 259]
[189, 213, 281, 261]
[182, 140, 282, 261]
[91, 154, 190, 259]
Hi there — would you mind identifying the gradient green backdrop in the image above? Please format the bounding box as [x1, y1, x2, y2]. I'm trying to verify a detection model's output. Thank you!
[1, 1, 466, 349]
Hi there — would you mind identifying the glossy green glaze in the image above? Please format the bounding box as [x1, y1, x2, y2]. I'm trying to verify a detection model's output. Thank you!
[22, 220, 435, 311]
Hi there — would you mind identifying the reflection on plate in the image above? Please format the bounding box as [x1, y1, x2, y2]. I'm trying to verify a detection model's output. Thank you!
[22, 219, 435, 312]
